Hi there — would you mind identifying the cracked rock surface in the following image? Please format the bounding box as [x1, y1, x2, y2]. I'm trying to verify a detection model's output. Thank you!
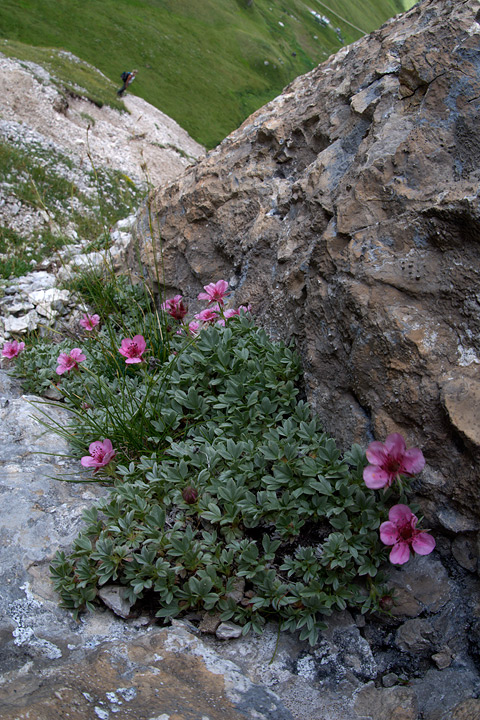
[0, 364, 479, 719]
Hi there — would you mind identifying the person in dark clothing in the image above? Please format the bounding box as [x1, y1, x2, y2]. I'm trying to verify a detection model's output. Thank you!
[117, 69, 138, 97]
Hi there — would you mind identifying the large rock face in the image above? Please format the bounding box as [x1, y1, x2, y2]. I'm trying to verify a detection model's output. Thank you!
[130, 0, 480, 530]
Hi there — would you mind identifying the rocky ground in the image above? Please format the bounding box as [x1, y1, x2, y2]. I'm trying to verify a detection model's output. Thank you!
[1, 17, 480, 718]
[0, 51, 205, 279]
[0, 221, 480, 720]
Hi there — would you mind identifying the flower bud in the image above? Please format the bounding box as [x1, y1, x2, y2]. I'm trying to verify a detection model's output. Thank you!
[379, 594, 394, 611]
[182, 486, 198, 504]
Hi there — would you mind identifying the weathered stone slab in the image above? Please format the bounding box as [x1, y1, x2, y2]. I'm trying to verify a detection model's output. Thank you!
[0, 622, 293, 720]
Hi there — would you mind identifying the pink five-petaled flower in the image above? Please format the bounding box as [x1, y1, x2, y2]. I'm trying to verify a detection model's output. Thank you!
[80, 313, 100, 331]
[162, 295, 188, 321]
[81, 438, 116, 473]
[380, 504, 435, 565]
[198, 280, 229, 306]
[363, 433, 425, 489]
[56, 348, 86, 375]
[2, 340, 25, 358]
[118, 334, 146, 364]
[195, 307, 219, 323]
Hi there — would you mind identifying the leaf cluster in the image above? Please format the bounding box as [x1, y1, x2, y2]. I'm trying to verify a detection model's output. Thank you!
[48, 316, 391, 645]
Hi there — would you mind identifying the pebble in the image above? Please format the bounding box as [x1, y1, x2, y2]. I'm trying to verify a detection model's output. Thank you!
[431, 649, 453, 669]
[215, 622, 243, 640]
[382, 672, 398, 687]
[198, 613, 222, 634]
[452, 534, 478, 573]
[98, 585, 133, 619]
[396, 618, 436, 653]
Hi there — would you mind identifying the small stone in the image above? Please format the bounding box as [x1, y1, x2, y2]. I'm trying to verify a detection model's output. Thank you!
[42, 386, 64, 401]
[396, 618, 435, 653]
[431, 649, 453, 669]
[215, 621, 243, 640]
[382, 672, 398, 688]
[98, 585, 133, 618]
[354, 683, 418, 720]
[3, 310, 40, 334]
[442, 376, 480, 448]
[354, 613, 366, 628]
[437, 508, 479, 534]
[390, 587, 422, 618]
[452, 534, 478, 573]
[226, 577, 245, 604]
[7, 301, 35, 315]
[387, 557, 451, 616]
[198, 613, 222, 634]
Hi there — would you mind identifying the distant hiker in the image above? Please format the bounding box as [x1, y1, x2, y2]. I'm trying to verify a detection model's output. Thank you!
[117, 69, 137, 97]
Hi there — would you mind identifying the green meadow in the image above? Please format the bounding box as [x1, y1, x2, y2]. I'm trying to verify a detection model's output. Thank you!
[0, 0, 414, 148]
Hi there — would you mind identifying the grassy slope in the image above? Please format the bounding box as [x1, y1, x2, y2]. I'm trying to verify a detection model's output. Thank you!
[0, 0, 411, 148]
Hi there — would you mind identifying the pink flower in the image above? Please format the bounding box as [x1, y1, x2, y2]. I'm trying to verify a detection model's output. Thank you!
[2, 340, 25, 358]
[118, 334, 146, 364]
[218, 305, 252, 326]
[56, 348, 86, 375]
[380, 504, 435, 564]
[195, 307, 219, 323]
[198, 280, 229, 306]
[162, 294, 188, 321]
[188, 320, 200, 335]
[80, 313, 100, 331]
[363, 433, 425, 489]
[81, 438, 116, 472]
[224, 308, 240, 319]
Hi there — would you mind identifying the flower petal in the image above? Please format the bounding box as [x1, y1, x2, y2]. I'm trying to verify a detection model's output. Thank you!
[379, 521, 399, 546]
[132, 335, 146, 352]
[100, 439, 113, 453]
[363, 465, 390, 489]
[81, 456, 97, 468]
[412, 532, 436, 555]
[389, 542, 411, 565]
[365, 441, 388, 465]
[384, 433, 407, 458]
[402, 447, 425, 475]
[388, 504, 414, 526]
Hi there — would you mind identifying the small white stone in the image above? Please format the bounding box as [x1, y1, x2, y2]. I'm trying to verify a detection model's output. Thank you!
[215, 621, 243, 640]
[94, 707, 109, 720]
[4, 310, 40, 333]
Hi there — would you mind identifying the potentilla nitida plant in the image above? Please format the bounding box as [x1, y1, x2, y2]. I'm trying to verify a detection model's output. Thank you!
[33, 275, 436, 640]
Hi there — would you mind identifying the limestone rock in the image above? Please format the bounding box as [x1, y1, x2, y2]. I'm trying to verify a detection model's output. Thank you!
[431, 649, 453, 670]
[98, 585, 133, 619]
[452, 534, 479, 573]
[387, 556, 452, 617]
[451, 699, 480, 720]
[395, 618, 436, 653]
[3, 309, 40, 334]
[354, 683, 418, 720]
[0, 622, 293, 720]
[216, 621, 243, 640]
[129, 0, 480, 526]
[198, 612, 222, 634]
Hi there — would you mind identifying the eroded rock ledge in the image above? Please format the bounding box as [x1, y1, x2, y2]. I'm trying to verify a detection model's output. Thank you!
[130, 0, 480, 530]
